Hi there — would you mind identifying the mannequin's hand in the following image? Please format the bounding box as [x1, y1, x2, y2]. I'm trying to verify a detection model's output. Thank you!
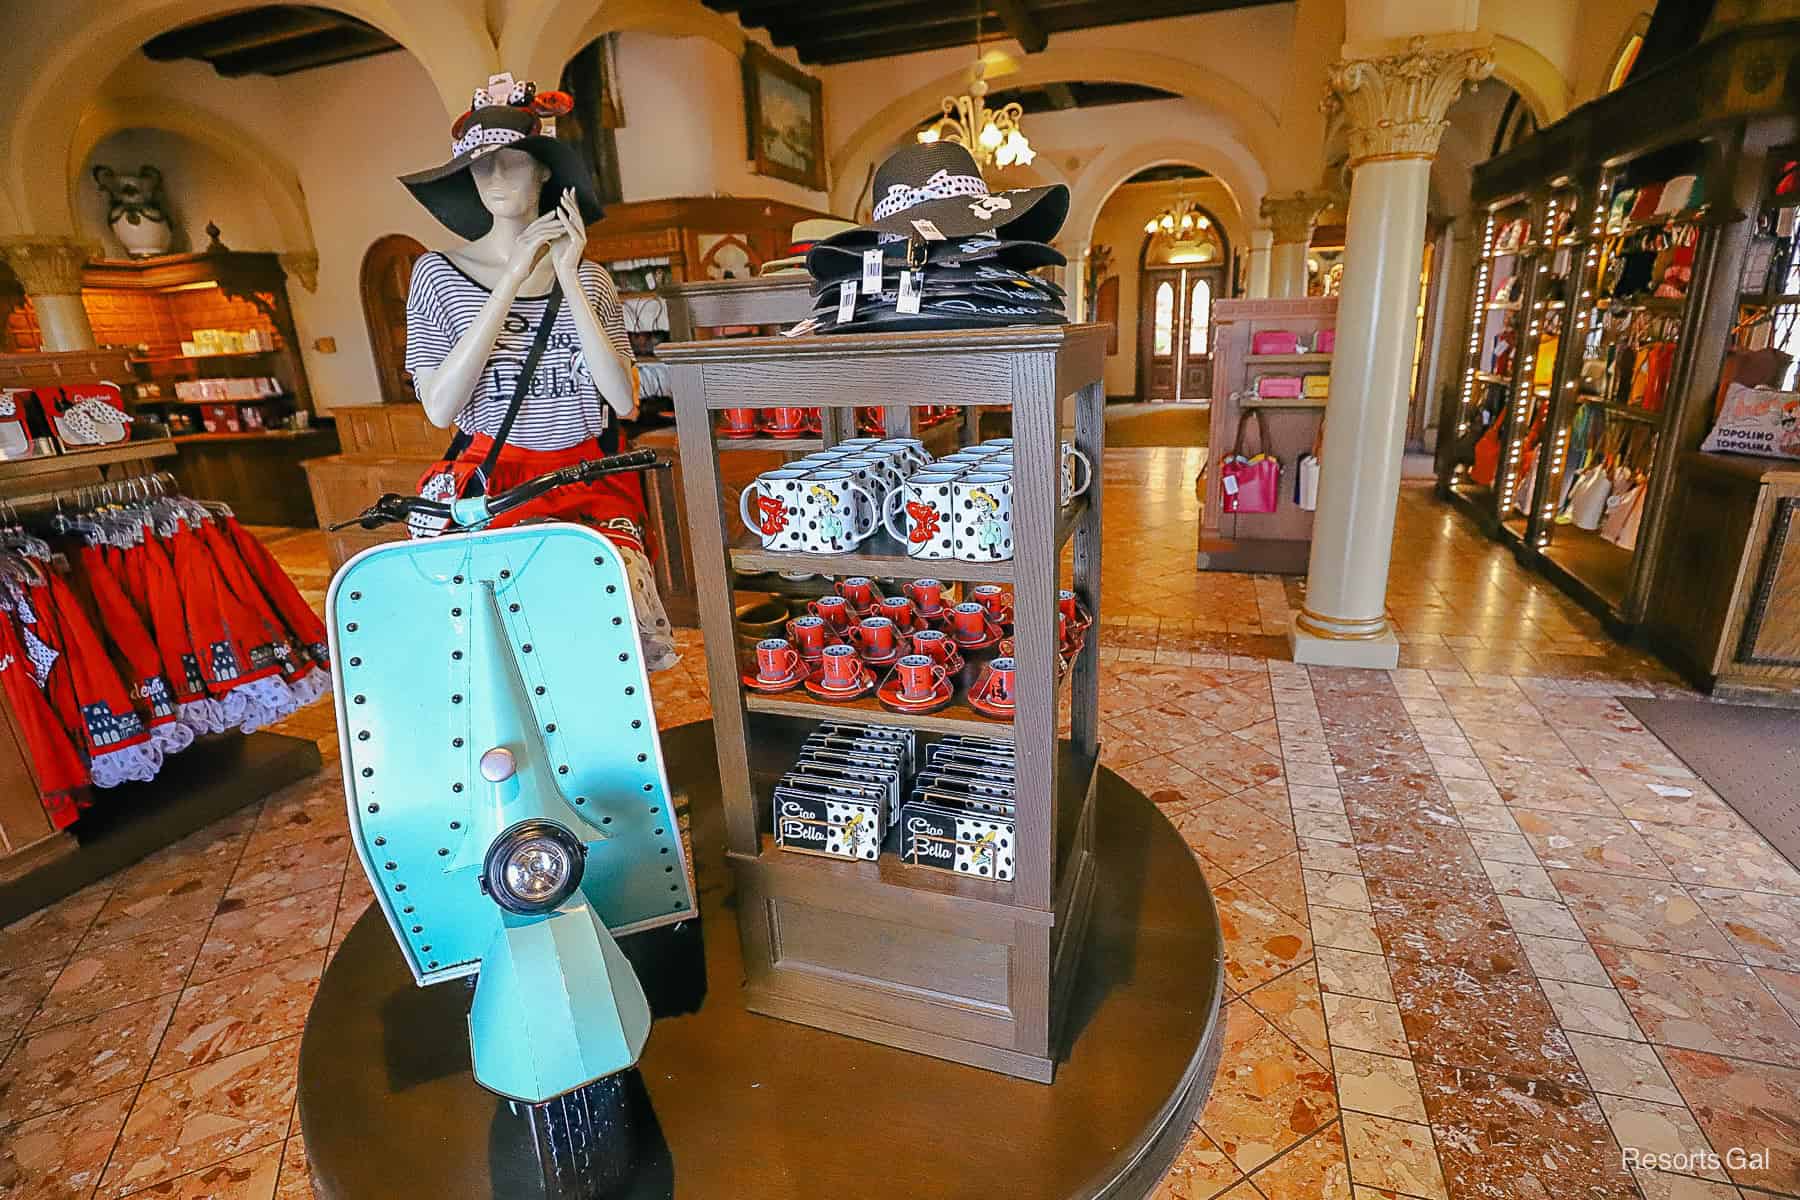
[504, 211, 565, 288]
[550, 188, 588, 282]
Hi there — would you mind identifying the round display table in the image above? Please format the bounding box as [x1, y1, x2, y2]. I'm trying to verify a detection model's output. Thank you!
[299, 721, 1225, 1200]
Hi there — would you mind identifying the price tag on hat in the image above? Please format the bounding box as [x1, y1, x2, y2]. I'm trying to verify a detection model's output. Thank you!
[837, 281, 858, 324]
[911, 219, 946, 241]
[896, 269, 922, 315]
[862, 249, 883, 295]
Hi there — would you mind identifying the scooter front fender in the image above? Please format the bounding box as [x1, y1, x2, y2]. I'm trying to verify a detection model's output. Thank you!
[466, 893, 652, 1104]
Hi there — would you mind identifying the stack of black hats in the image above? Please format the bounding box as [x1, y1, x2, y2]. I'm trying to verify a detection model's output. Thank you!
[795, 142, 1069, 334]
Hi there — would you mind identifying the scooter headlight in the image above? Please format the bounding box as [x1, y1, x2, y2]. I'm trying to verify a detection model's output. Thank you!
[482, 819, 586, 914]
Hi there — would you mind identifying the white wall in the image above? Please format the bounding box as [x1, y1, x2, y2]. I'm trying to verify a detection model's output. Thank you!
[80, 129, 285, 256]
[612, 32, 828, 211]
[91, 34, 831, 413]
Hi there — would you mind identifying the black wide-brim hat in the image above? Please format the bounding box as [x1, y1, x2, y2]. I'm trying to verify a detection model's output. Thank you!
[401, 103, 602, 242]
[812, 141, 1068, 253]
[796, 294, 1069, 335]
[807, 236, 1065, 285]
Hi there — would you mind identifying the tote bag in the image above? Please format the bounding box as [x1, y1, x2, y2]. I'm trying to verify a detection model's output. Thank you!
[1295, 420, 1323, 512]
[1220, 410, 1281, 514]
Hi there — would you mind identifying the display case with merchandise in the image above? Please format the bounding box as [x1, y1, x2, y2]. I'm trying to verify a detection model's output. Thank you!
[1437, 21, 1800, 652]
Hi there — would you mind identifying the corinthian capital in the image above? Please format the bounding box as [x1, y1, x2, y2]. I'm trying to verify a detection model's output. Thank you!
[1326, 34, 1495, 167]
[0, 236, 99, 295]
[1260, 191, 1334, 244]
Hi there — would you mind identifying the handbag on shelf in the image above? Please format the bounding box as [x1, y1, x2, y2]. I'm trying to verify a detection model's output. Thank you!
[1470, 419, 1503, 488]
[1220, 409, 1282, 515]
[1257, 375, 1304, 399]
[1303, 374, 1330, 399]
[1313, 330, 1335, 354]
[1655, 175, 1697, 215]
[1568, 463, 1613, 529]
[1295, 419, 1323, 512]
[1600, 478, 1645, 545]
[411, 282, 565, 538]
[1628, 184, 1666, 223]
[1533, 336, 1560, 389]
[1252, 330, 1301, 355]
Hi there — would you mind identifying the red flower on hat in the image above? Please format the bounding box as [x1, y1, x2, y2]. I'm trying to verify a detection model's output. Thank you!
[533, 91, 574, 117]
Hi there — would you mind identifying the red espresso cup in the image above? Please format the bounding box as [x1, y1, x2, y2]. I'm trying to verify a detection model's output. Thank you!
[875, 595, 917, 631]
[807, 594, 855, 632]
[910, 628, 961, 670]
[949, 602, 994, 644]
[903, 578, 947, 616]
[786, 615, 832, 657]
[850, 616, 900, 662]
[753, 638, 800, 683]
[893, 654, 948, 702]
[818, 643, 864, 691]
[970, 584, 1013, 626]
[834, 576, 882, 614]
[720, 408, 759, 435]
[766, 406, 809, 435]
[974, 656, 1017, 707]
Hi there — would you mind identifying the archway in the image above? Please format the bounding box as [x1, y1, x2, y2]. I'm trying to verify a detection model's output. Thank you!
[4, 0, 492, 237]
[502, 0, 745, 89]
[70, 97, 316, 255]
[829, 48, 1283, 218]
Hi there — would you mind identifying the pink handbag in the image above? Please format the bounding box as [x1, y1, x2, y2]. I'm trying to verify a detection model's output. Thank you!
[1313, 330, 1335, 353]
[1220, 410, 1282, 514]
[1252, 330, 1300, 355]
[1257, 375, 1304, 399]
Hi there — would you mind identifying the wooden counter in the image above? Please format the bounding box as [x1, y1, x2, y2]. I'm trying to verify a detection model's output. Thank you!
[170, 425, 338, 526]
[1648, 450, 1800, 703]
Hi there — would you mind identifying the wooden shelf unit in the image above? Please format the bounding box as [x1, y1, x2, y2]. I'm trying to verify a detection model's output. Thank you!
[662, 321, 1107, 1082]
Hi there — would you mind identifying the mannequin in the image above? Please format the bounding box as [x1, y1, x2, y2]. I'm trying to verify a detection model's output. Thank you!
[399, 79, 676, 668]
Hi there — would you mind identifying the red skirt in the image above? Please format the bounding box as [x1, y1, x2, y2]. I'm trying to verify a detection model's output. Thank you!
[440, 434, 652, 557]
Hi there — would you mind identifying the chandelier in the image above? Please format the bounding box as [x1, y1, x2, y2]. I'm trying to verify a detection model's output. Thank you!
[916, 46, 1033, 171]
[1144, 200, 1216, 244]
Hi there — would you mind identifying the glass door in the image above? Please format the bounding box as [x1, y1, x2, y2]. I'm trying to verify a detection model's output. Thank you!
[1139, 266, 1221, 403]
[1504, 185, 1582, 545]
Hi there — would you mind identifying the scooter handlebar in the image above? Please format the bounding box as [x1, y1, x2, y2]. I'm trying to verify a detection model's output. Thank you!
[331, 449, 669, 532]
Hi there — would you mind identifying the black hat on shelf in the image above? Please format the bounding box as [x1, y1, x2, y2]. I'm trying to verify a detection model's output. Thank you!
[798, 141, 1069, 335]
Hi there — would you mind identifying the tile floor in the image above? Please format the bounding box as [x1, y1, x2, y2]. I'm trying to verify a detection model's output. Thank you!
[2, 447, 1796, 1200]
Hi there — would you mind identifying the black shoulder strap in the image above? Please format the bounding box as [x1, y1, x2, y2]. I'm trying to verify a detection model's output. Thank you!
[475, 281, 564, 490]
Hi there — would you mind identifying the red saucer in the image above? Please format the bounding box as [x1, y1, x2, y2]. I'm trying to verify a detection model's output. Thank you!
[741, 664, 807, 693]
[766, 426, 810, 439]
[951, 622, 1005, 652]
[804, 668, 877, 701]
[858, 645, 904, 667]
[719, 427, 759, 439]
[967, 686, 1016, 720]
[876, 673, 955, 714]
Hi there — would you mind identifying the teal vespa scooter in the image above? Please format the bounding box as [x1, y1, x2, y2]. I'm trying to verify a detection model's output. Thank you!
[327, 451, 693, 1195]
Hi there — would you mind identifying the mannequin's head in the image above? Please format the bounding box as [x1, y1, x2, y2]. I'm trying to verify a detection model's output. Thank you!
[471, 147, 553, 224]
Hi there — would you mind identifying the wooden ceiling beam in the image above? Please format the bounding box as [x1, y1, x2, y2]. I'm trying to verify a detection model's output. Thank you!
[1030, 0, 1275, 33]
[207, 25, 398, 77]
[992, 0, 1048, 54]
[143, 8, 350, 61]
[772, 7, 983, 52]
[740, 0, 928, 28]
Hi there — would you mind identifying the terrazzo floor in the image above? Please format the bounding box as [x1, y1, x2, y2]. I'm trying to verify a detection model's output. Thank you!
[3, 447, 1797, 1200]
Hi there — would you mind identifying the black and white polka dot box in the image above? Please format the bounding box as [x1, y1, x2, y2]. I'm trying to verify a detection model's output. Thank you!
[773, 722, 917, 861]
[900, 735, 1018, 882]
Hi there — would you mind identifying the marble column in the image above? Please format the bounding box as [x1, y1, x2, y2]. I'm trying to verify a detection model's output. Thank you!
[1261, 191, 1330, 298]
[0, 237, 99, 350]
[1292, 35, 1494, 668]
[1245, 228, 1274, 298]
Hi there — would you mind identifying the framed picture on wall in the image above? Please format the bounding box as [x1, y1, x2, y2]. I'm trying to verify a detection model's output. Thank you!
[742, 43, 826, 191]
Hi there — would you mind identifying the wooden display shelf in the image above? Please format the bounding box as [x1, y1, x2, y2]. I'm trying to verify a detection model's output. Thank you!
[726, 495, 1087, 582]
[0, 439, 175, 479]
[665, 313, 1106, 1082]
[129, 349, 277, 367]
[1245, 352, 1331, 364]
[1243, 396, 1328, 410]
[745, 690, 1010, 738]
[171, 429, 317, 443]
[715, 434, 824, 452]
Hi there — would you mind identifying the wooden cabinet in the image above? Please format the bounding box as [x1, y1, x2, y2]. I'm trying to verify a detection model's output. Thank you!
[1649, 452, 1800, 702]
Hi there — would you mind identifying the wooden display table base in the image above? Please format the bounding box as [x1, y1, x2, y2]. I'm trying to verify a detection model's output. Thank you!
[298, 721, 1225, 1200]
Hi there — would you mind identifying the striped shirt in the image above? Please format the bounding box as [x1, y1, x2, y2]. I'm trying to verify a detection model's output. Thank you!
[404, 252, 635, 451]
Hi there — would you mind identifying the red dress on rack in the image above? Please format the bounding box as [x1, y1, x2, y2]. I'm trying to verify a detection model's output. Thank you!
[135, 531, 227, 732]
[78, 544, 193, 753]
[30, 570, 159, 786]
[0, 608, 87, 827]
